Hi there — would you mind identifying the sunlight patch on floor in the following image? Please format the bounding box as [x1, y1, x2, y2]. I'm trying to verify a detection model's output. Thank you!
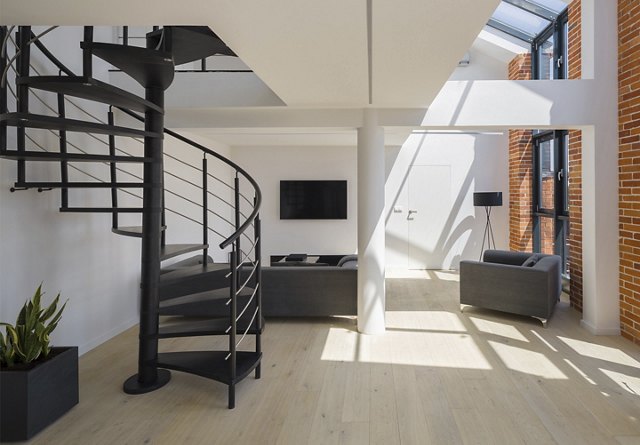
[530, 330, 558, 352]
[563, 358, 597, 385]
[599, 368, 640, 396]
[320, 326, 492, 370]
[489, 340, 568, 379]
[386, 310, 466, 332]
[468, 316, 529, 342]
[558, 336, 640, 368]
[385, 268, 459, 281]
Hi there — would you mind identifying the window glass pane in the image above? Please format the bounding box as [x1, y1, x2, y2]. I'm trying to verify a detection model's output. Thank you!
[537, 34, 555, 79]
[492, 2, 551, 36]
[562, 219, 570, 276]
[539, 217, 555, 255]
[539, 138, 555, 210]
[529, 0, 569, 14]
[563, 20, 569, 78]
[563, 133, 569, 213]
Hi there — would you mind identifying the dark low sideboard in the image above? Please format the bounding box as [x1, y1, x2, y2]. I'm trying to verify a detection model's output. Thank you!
[161, 257, 357, 318]
[260, 265, 356, 316]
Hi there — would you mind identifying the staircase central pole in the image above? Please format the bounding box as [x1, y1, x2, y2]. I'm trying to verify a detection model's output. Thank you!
[123, 35, 171, 394]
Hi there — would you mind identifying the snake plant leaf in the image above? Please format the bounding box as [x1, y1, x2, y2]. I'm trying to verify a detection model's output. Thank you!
[1, 284, 67, 366]
[41, 293, 61, 321]
[1, 323, 20, 347]
[48, 299, 67, 327]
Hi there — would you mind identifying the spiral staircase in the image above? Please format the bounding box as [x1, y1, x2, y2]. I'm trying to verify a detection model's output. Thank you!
[0, 25, 263, 409]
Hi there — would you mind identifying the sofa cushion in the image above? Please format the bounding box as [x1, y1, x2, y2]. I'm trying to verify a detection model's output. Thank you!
[337, 255, 358, 267]
[522, 254, 545, 267]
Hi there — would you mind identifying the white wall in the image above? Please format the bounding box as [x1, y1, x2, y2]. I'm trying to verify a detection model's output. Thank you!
[231, 146, 358, 265]
[226, 131, 509, 272]
[449, 46, 508, 81]
[0, 27, 141, 355]
[385, 132, 509, 270]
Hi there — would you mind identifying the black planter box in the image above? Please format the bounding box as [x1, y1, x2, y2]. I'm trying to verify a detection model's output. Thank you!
[0, 346, 79, 442]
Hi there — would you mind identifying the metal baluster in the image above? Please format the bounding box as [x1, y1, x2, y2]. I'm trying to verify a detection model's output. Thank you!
[234, 173, 241, 290]
[229, 248, 238, 409]
[254, 210, 262, 379]
[82, 27, 93, 78]
[202, 155, 209, 264]
[16, 26, 31, 184]
[200, 58, 206, 71]
[108, 108, 118, 228]
[0, 27, 7, 153]
[122, 26, 129, 46]
[58, 92, 68, 207]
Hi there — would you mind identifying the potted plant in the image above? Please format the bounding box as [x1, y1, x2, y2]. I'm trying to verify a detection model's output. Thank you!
[0, 284, 78, 442]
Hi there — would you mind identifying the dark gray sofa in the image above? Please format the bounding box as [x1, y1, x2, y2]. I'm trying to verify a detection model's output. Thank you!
[459, 250, 562, 326]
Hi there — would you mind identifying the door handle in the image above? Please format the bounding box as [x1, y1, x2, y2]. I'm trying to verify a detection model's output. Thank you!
[407, 209, 417, 220]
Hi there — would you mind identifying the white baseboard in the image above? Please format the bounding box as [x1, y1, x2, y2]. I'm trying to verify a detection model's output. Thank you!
[78, 317, 138, 356]
[580, 319, 621, 336]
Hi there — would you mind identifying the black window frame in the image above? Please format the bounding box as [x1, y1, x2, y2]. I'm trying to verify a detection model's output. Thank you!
[532, 130, 569, 270]
[532, 9, 568, 80]
[531, 8, 569, 275]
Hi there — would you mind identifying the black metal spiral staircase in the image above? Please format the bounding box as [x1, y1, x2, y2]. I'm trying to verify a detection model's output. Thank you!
[0, 25, 263, 409]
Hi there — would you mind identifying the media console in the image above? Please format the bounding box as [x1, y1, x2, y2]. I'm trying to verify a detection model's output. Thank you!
[270, 254, 350, 267]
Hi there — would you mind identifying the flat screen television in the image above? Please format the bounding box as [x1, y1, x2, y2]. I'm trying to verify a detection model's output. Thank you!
[280, 180, 347, 220]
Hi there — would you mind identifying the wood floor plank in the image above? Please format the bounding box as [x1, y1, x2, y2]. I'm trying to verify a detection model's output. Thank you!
[25, 272, 640, 445]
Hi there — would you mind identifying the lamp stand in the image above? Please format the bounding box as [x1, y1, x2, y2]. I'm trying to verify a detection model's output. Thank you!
[480, 206, 496, 260]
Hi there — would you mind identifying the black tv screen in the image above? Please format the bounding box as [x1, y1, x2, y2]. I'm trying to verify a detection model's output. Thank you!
[280, 180, 347, 220]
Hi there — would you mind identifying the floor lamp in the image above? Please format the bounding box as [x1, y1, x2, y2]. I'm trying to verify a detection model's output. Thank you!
[474, 192, 503, 260]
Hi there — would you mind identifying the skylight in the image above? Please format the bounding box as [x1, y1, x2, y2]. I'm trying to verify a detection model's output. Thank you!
[487, 0, 568, 43]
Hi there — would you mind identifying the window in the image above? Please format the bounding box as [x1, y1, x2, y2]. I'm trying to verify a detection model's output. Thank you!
[532, 130, 569, 274]
[487, 0, 566, 43]
[532, 9, 568, 79]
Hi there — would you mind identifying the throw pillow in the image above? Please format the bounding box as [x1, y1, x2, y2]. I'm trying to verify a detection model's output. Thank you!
[522, 254, 542, 267]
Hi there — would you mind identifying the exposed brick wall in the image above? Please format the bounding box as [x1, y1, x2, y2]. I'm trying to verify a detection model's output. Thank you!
[508, 55, 534, 252]
[568, 131, 583, 311]
[618, 0, 640, 345]
[568, 0, 584, 312]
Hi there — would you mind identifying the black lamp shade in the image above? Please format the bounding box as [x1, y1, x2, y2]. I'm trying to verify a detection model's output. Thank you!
[473, 192, 502, 207]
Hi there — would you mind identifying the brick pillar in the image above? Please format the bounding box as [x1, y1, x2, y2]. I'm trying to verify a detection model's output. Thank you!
[508, 54, 534, 252]
[619, 0, 640, 345]
[568, 0, 584, 312]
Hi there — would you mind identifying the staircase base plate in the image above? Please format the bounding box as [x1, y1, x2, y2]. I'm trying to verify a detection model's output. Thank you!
[123, 369, 171, 394]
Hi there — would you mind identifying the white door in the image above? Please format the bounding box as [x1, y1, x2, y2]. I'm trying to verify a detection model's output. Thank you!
[407, 165, 452, 269]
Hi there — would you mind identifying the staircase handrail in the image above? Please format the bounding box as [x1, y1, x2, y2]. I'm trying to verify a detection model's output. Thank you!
[115, 106, 262, 250]
[1, 25, 261, 251]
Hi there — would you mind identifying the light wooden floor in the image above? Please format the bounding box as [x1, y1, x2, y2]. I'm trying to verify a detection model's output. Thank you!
[25, 270, 640, 445]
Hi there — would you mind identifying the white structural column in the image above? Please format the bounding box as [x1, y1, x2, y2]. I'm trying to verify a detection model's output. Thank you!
[580, 0, 620, 334]
[357, 109, 386, 334]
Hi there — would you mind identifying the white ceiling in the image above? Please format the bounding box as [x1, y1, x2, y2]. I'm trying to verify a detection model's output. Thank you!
[2, 0, 501, 107]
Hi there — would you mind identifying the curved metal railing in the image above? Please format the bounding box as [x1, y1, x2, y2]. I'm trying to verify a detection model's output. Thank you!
[0, 25, 261, 257]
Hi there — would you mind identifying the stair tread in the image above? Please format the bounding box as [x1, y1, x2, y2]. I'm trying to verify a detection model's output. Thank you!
[158, 314, 263, 338]
[160, 285, 254, 305]
[83, 42, 174, 90]
[0, 150, 150, 163]
[160, 243, 208, 261]
[17, 76, 163, 114]
[159, 281, 259, 317]
[14, 181, 147, 188]
[157, 351, 261, 385]
[159, 262, 232, 300]
[149, 26, 236, 65]
[60, 207, 143, 213]
[112, 225, 166, 238]
[160, 262, 230, 283]
[0, 112, 160, 138]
